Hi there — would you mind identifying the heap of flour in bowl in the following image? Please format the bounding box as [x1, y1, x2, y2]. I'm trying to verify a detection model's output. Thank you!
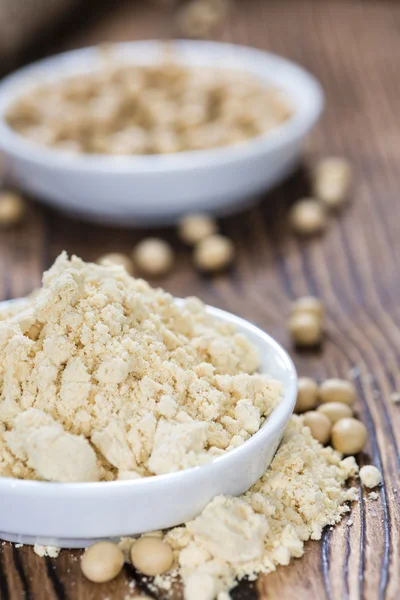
[0, 253, 282, 482]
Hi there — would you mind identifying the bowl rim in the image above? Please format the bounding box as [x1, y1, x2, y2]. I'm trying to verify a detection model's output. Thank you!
[0, 40, 324, 173]
[0, 299, 297, 496]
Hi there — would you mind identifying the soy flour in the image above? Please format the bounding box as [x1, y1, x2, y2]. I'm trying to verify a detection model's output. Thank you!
[0, 254, 359, 599]
[156, 417, 358, 599]
[0, 253, 282, 482]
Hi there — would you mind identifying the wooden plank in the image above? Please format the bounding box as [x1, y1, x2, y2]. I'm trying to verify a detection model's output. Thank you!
[1, 0, 400, 598]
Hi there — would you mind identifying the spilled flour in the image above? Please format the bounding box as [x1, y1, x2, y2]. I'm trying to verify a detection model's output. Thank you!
[33, 544, 60, 558]
[0, 253, 281, 482]
[154, 417, 358, 599]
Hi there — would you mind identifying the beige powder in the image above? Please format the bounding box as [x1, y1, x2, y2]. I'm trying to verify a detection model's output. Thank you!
[6, 58, 293, 156]
[153, 416, 358, 599]
[0, 253, 281, 482]
[33, 544, 60, 558]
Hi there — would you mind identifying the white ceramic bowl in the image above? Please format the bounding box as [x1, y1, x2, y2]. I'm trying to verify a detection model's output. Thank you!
[0, 299, 297, 548]
[0, 41, 323, 226]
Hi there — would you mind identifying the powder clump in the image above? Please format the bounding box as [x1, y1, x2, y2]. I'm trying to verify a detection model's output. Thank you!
[34, 544, 60, 558]
[0, 253, 282, 482]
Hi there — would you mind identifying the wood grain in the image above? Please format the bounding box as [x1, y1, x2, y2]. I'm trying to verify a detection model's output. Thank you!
[1, 0, 400, 598]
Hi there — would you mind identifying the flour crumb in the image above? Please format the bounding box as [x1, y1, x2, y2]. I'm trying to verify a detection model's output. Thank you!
[346, 519, 354, 527]
[391, 392, 400, 404]
[118, 536, 137, 561]
[34, 544, 60, 558]
[368, 491, 379, 501]
[359, 465, 382, 489]
[5, 409, 99, 482]
[14, 543, 23, 548]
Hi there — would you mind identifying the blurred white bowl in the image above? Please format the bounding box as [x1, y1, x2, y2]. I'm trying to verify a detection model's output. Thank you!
[0, 41, 323, 226]
[0, 298, 297, 548]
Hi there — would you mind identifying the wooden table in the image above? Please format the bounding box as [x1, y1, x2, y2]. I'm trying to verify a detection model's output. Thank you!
[1, 0, 399, 598]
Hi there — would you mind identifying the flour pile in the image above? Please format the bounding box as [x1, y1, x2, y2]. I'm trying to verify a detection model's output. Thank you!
[0, 253, 281, 482]
[156, 417, 358, 599]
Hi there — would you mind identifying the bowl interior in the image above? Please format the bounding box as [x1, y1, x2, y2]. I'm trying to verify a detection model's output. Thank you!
[0, 40, 324, 169]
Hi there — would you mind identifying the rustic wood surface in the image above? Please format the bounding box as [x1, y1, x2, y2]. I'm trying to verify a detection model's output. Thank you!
[1, 0, 400, 598]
